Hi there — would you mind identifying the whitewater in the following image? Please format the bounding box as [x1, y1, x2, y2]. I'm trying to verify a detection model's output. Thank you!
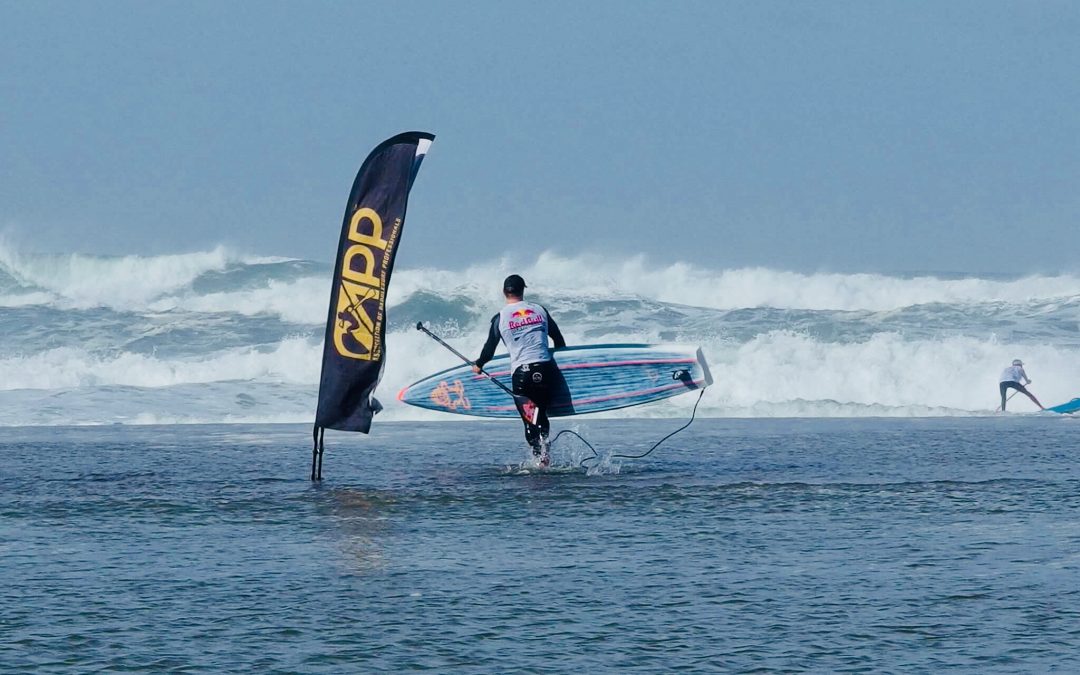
[1, 245, 1078, 426]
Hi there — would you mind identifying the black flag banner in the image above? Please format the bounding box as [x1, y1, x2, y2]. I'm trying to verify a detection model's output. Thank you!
[314, 132, 434, 456]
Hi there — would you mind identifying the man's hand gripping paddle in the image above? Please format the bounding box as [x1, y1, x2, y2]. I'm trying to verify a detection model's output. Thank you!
[415, 322, 540, 425]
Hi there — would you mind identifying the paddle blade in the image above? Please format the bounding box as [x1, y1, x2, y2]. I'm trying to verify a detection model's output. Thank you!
[514, 395, 540, 426]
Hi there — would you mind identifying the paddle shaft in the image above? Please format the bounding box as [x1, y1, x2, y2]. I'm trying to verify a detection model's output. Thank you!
[415, 322, 516, 395]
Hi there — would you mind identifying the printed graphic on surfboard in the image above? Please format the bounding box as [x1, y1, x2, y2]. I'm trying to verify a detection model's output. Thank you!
[397, 343, 712, 418]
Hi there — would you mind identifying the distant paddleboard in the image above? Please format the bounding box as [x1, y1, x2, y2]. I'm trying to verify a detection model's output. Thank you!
[1046, 398, 1080, 414]
[398, 344, 712, 418]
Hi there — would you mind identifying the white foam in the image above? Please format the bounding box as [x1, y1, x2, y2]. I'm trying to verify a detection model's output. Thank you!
[0, 291, 54, 307]
[699, 330, 1079, 414]
[147, 276, 330, 324]
[433, 251, 1080, 312]
[0, 337, 321, 390]
[0, 243, 235, 308]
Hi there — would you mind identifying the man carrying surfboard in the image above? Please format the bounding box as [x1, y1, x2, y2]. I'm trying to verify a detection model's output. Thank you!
[473, 274, 566, 465]
[999, 359, 1044, 412]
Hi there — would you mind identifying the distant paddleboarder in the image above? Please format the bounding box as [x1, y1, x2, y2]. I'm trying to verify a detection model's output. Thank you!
[473, 274, 566, 465]
[999, 359, 1044, 412]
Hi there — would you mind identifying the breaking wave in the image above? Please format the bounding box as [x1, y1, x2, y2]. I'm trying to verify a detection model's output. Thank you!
[1, 243, 1077, 425]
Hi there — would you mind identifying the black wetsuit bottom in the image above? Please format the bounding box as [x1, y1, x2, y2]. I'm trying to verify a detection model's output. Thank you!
[512, 360, 558, 451]
[1000, 381, 1028, 410]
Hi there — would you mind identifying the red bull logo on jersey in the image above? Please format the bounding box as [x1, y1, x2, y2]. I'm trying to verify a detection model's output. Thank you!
[508, 308, 544, 330]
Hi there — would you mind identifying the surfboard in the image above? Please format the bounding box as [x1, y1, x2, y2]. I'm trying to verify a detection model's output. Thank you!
[397, 344, 712, 418]
[1046, 398, 1080, 414]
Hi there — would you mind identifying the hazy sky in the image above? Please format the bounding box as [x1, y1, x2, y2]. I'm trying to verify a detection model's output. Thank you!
[2, 1, 1078, 273]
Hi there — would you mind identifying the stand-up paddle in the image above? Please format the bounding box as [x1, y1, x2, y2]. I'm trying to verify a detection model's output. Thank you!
[416, 322, 540, 425]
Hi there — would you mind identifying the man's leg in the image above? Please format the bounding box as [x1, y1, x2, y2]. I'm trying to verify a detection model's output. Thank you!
[529, 363, 556, 465]
[1000, 382, 1009, 411]
[515, 362, 555, 463]
[535, 407, 550, 443]
[1018, 384, 1044, 410]
[513, 365, 545, 454]
[523, 421, 543, 451]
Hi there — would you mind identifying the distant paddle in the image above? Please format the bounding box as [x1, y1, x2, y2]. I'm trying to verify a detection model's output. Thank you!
[415, 322, 540, 425]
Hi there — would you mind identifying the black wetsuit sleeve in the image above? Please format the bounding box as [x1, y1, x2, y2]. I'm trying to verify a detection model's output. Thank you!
[475, 314, 501, 369]
[545, 308, 567, 349]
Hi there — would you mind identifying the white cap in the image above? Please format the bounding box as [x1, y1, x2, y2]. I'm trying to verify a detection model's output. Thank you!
[1012, 359, 1023, 366]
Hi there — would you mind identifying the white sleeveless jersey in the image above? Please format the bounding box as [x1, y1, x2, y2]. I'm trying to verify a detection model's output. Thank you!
[999, 365, 1027, 383]
[496, 301, 554, 370]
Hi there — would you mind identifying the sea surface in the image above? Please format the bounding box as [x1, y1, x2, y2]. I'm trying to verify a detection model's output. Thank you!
[3, 417, 1080, 673]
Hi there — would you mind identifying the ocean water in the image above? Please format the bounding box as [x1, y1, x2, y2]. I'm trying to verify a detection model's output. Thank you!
[3, 417, 1080, 672]
[3, 246, 1079, 671]
[1, 247, 1078, 425]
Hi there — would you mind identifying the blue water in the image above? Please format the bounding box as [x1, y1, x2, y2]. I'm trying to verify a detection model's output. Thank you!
[4, 417, 1079, 672]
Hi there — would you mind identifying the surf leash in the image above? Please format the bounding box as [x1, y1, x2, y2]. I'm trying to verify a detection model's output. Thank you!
[553, 388, 707, 469]
[415, 322, 540, 425]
